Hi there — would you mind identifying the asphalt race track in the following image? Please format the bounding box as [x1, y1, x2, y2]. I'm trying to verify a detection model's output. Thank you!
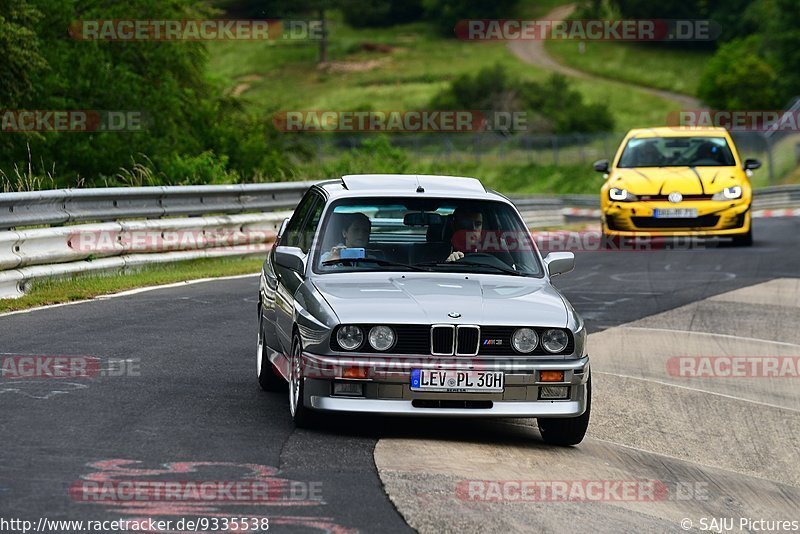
[1, 217, 799, 533]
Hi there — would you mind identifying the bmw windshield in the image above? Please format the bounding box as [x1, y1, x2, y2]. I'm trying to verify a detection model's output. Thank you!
[313, 197, 543, 277]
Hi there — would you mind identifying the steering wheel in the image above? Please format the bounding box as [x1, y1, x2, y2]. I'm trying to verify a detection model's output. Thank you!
[457, 252, 515, 269]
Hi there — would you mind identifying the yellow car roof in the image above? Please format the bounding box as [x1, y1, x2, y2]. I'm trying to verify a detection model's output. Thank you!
[627, 126, 729, 138]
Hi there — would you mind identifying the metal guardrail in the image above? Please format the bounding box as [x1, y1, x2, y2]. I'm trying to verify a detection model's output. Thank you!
[0, 182, 315, 230]
[751, 185, 800, 209]
[0, 182, 315, 298]
[506, 196, 564, 227]
[0, 213, 290, 271]
[0, 212, 290, 299]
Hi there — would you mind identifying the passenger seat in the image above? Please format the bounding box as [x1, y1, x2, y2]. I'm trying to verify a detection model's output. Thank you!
[409, 219, 450, 264]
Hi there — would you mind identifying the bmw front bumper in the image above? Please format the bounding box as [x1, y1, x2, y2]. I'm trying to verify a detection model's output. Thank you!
[299, 352, 590, 418]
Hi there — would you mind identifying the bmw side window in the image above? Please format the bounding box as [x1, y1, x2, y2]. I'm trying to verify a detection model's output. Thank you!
[284, 193, 316, 249]
[300, 195, 324, 254]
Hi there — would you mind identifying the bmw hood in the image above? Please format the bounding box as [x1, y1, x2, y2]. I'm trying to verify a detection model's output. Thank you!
[610, 167, 741, 196]
[312, 273, 568, 327]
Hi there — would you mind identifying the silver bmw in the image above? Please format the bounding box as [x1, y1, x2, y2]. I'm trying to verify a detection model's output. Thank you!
[257, 174, 590, 445]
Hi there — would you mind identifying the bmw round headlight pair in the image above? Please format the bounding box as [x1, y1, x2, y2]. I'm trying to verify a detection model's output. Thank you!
[336, 325, 395, 351]
[511, 328, 569, 353]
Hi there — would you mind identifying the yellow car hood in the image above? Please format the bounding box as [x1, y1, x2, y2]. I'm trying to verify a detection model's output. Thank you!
[610, 166, 740, 195]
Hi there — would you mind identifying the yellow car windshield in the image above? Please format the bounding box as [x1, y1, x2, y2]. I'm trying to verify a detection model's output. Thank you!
[618, 137, 736, 168]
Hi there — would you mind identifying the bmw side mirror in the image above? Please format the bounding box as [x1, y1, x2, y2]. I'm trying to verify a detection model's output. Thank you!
[544, 252, 575, 277]
[744, 158, 761, 170]
[274, 246, 306, 274]
[593, 159, 609, 173]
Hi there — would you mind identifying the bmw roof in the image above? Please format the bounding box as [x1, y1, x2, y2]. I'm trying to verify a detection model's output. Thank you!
[314, 174, 508, 202]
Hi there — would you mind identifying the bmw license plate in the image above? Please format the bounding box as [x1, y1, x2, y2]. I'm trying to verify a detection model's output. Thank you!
[654, 208, 698, 218]
[410, 369, 504, 393]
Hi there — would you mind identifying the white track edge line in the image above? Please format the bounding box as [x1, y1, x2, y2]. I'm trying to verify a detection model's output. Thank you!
[594, 370, 800, 414]
[0, 273, 259, 319]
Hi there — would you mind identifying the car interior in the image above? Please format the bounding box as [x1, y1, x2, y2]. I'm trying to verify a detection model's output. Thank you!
[315, 201, 537, 274]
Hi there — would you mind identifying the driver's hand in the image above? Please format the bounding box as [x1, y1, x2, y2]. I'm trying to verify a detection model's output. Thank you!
[329, 245, 345, 260]
[446, 251, 464, 262]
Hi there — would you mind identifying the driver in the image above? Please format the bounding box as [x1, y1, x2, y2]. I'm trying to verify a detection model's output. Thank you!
[446, 207, 483, 262]
[637, 141, 664, 166]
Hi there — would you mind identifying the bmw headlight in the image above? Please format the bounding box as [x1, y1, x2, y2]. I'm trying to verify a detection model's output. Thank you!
[336, 325, 363, 350]
[712, 185, 742, 200]
[609, 188, 638, 202]
[512, 328, 539, 353]
[368, 325, 395, 351]
[542, 329, 569, 353]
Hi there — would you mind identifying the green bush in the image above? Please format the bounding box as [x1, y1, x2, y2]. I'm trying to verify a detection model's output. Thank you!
[315, 136, 411, 178]
[157, 152, 239, 185]
[521, 75, 615, 134]
[698, 36, 780, 109]
[431, 65, 614, 134]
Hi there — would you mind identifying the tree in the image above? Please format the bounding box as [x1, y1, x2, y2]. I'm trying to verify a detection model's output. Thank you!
[1, 0, 299, 185]
[221, 0, 334, 63]
[0, 0, 47, 108]
[761, 0, 800, 104]
[698, 36, 780, 109]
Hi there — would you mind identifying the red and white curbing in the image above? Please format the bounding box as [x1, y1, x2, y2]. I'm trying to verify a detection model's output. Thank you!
[562, 208, 601, 218]
[752, 208, 800, 218]
[562, 207, 800, 218]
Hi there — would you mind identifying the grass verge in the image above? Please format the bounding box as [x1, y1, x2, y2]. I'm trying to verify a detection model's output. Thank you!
[544, 40, 711, 97]
[0, 256, 263, 313]
[206, 11, 680, 132]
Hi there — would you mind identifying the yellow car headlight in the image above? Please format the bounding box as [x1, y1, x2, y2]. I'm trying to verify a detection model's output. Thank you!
[711, 186, 742, 200]
[609, 188, 639, 202]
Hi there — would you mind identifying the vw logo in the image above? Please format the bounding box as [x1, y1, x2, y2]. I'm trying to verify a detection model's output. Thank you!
[668, 191, 683, 203]
[447, 312, 461, 319]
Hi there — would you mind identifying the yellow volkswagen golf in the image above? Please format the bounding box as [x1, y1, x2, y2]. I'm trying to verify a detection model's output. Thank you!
[594, 127, 760, 246]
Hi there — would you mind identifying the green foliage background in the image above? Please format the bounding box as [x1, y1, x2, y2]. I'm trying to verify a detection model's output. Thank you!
[2, 0, 798, 191]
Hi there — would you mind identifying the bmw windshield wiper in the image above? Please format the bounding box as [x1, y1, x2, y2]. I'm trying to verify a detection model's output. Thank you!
[414, 260, 525, 276]
[322, 257, 427, 271]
